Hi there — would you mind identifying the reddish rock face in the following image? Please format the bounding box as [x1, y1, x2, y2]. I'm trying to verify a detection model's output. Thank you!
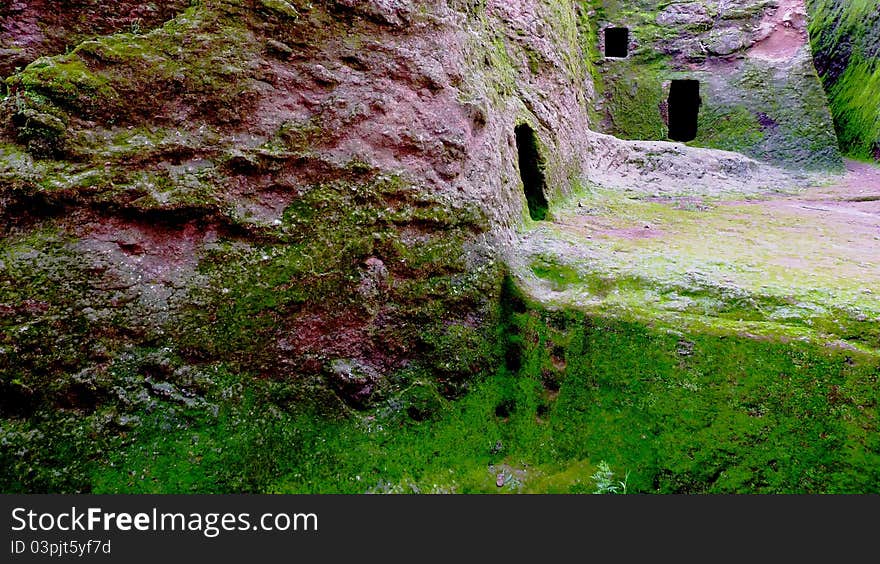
[0, 0, 844, 423]
[749, 0, 810, 62]
[0, 0, 190, 78]
[0, 0, 602, 417]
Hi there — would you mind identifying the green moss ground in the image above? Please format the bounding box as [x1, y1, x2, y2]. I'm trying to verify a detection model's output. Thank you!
[8, 298, 875, 494]
[5, 252, 879, 494]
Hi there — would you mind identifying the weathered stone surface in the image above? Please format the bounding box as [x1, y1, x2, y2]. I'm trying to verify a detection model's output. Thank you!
[0, 0, 191, 79]
[597, 0, 842, 170]
[0, 0, 854, 495]
[656, 3, 712, 26]
[328, 359, 381, 408]
[0, 0, 603, 426]
[705, 28, 751, 56]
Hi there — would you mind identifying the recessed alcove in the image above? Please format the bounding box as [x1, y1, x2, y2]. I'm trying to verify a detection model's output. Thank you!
[515, 124, 549, 221]
[604, 27, 629, 58]
[667, 79, 701, 142]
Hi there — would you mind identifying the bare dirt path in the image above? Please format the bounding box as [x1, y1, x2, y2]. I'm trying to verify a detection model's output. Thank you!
[799, 159, 880, 202]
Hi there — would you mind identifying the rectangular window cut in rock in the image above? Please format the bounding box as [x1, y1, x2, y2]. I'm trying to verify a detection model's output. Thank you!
[667, 79, 701, 142]
[604, 27, 629, 58]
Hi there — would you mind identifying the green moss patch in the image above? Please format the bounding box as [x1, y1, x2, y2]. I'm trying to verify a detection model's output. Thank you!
[74, 306, 880, 494]
[827, 57, 880, 161]
[4, 4, 260, 131]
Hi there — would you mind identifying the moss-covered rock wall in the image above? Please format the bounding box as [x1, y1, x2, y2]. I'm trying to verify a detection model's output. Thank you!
[0, 0, 865, 494]
[593, 0, 843, 170]
[807, 0, 880, 161]
[0, 0, 192, 81]
[0, 0, 604, 491]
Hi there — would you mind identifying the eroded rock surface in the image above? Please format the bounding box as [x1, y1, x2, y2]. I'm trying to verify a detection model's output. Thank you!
[0, 0, 860, 493]
[596, 0, 842, 169]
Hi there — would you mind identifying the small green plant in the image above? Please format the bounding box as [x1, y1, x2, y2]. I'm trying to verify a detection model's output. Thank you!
[12, 91, 27, 113]
[591, 461, 629, 494]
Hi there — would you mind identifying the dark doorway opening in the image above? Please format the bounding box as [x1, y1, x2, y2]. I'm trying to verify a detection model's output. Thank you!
[604, 27, 629, 58]
[515, 124, 549, 221]
[668, 79, 701, 142]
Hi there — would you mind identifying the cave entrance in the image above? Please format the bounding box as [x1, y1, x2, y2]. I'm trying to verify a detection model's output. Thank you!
[515, 124, 549, 221]
[604, 27, 629, 58]
[667, 79, 701, 142]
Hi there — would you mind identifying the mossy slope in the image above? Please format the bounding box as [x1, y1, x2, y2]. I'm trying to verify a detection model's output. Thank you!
[807, 0, 880, 161]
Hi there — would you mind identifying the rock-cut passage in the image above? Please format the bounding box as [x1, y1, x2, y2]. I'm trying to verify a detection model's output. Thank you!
[668, 79, 701, 142]
[604, 27, 629, 58]
[515, 124, 549, 221]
